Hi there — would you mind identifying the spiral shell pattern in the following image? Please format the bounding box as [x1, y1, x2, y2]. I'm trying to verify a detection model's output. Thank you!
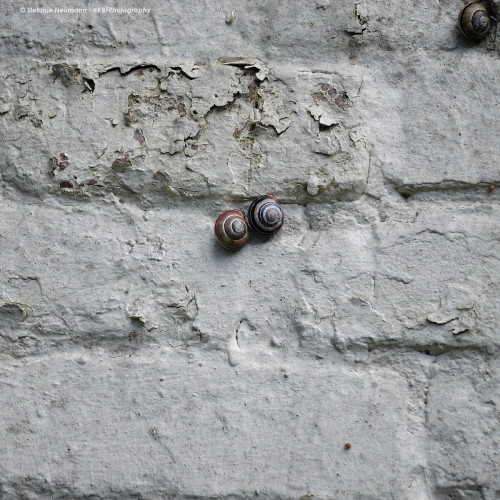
[458, 3, 491, 40]
[247, 195, 284, 235]
[214, 209, 249, 250]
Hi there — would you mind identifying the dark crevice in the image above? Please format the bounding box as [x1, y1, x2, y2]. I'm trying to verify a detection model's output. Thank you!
[83, 78, 95, 93]
[169, 66, 197, 80]
[393, 182, 499, 199]
[98, 64, 161, 77]
[318, 123, 338, 133]
[411, 344, 486, 357]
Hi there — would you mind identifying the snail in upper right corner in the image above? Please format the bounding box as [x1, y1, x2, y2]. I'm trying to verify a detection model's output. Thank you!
[458, 3, 492, 40]
[247, 194, 284, 235]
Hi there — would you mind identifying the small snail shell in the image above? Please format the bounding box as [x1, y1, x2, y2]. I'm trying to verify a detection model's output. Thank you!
[247, 194, 284, 235]
[458, 3, 491, 40]
[214, 209, 249, 250]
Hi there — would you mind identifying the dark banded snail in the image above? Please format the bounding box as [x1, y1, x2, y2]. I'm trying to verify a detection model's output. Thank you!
[247, 194, 284, 235]
[214, 209, 249, 250]
[458, 3, 491, 40]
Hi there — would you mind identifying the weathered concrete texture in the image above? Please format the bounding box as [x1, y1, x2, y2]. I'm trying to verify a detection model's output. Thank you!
[2, 61, 368, 202]
[0, 0, 499, 498]
[1, 354, 424, 499]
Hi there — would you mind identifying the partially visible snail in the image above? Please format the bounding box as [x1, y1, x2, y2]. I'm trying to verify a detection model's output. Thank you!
[247, 194, 284, 235]
[214, 209, 249, 250]
[458, 3, 491, 40]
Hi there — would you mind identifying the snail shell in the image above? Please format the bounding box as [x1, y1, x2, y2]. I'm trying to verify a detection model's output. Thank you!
[214, 209, 249, 250]
[458, 3, 491, 40]
[247, 194, 284, 235]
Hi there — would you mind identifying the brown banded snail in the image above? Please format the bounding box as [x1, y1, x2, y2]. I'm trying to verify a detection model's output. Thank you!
[214, 209, 249, 250]
[458, 3, 491, 40]
[247, 194, 284, 235]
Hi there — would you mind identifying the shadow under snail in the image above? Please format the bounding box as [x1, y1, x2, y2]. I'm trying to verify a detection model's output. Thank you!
[247, 194, 284, 235]
[214, 209, 250, 250]
[458, 3, 492, 40]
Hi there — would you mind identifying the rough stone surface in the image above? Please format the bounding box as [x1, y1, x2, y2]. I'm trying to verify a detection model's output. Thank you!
[0, 1, 499, 498]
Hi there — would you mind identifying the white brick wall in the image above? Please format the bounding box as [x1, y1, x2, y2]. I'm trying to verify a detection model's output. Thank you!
[0, 1, 499, 498]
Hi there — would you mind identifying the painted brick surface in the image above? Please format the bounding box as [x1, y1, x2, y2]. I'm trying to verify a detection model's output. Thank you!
[0, 1, 499, 498]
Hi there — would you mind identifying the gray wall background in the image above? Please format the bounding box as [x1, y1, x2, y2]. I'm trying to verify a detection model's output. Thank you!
[0, 1, 499, 498]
